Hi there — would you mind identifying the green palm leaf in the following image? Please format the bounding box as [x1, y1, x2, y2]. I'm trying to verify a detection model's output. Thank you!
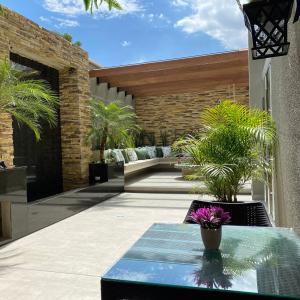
[0, 59, 58, 140]
[84, 0, 122, 12]
[173, 100, 276, 202]
[86, 98, 140, 162]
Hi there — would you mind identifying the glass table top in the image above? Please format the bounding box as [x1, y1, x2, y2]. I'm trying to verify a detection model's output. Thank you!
[103, 224, 300, 299]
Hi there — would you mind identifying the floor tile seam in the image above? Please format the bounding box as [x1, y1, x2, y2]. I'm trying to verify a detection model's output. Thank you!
[0, 266, 100, 278]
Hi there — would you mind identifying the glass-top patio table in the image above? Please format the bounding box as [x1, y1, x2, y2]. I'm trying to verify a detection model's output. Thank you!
[101, 224, 300, 300]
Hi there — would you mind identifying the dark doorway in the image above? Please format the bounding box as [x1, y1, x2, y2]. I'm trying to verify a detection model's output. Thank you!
[10, 53, 63, 202]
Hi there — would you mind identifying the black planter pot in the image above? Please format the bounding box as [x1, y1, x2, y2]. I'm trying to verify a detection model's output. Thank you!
[89, 163, 108, 184]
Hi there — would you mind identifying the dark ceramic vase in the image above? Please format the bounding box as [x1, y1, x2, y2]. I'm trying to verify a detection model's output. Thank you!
[200, 227, 222, 250]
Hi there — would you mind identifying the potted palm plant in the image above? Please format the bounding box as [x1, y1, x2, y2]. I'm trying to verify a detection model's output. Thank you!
[86, 99, 139, 184]
[0, 59, 58, 197]
[0, 59, 58, 140]
[173, 100, 276, 203]
[0, 59, 58, 157]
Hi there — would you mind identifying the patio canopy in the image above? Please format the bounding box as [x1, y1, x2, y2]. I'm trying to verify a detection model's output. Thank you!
[89, 50, 249, 97]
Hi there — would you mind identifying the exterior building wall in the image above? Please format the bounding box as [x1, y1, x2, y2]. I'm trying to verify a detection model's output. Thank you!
[135, 85, 249, 145]
[0, 8, 91, 191]
[249, 13, 300, 232]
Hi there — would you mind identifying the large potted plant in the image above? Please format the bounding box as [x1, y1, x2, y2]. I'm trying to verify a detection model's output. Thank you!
[86, 99, 139, 184]
[173, 100, 276, 203]
[0, 59, 58, 203]
[0, 59, 58, 141]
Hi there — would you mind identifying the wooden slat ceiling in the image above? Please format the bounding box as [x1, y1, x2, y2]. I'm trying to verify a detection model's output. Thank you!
[89, 50, 249, 97]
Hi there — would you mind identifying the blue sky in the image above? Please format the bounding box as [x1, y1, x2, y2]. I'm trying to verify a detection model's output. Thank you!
[1, 0, 248, 67]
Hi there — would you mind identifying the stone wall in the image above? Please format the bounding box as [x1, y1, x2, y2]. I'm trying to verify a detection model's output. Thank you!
[135, 84, 249, 145]
[0, 8, 91, 191]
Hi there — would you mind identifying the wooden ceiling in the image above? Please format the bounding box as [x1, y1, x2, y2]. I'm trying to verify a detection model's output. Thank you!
[89, 50, 249, 97]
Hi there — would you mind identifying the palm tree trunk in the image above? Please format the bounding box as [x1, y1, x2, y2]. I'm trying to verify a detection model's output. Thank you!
[99, 129, 107, 163]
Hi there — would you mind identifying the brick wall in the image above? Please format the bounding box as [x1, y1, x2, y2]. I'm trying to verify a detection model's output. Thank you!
[0, 8, 91, 190]
[135, 84, 249, 145]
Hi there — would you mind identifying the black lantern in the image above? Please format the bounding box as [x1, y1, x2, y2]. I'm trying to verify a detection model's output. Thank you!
[242, 0, 295, 59]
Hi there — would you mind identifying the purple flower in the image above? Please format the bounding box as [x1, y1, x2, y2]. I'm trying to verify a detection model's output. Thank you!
[190, 206, 231, 229]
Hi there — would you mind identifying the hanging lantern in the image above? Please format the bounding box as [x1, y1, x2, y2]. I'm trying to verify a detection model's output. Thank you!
[241, 0, 297, 59]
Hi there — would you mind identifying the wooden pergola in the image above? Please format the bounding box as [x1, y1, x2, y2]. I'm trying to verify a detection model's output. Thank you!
[89, 50, 249, 97]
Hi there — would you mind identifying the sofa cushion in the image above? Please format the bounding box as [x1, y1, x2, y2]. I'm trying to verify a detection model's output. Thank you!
[162, 146, 172, 157]
[135, 148, 150, 160]
[127, 148, 138, 161]
[112, 149, 125, 162]
[156, 147, 164, 158]
[121, 149, 130, 163]
[145, 146, 156, 158]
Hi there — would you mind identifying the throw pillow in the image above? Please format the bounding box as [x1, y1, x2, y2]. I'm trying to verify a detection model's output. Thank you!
[121, 149, 130, 163]
[142, 147, 150, 159]
[127, 148, 139, 161]
[156, 147, 164, 158]
[104, 149, 113, 161]
[135, 148, 149, 160]
[112, 149, 125, 162]
[146, 146, 156, 158]
[162, 146, 172, 157]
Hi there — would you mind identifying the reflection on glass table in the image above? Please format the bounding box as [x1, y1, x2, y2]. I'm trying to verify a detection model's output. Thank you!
[102, 224, 300, 300]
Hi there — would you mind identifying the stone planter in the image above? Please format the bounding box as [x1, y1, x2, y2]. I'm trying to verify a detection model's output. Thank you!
[200, 227, 222, 250]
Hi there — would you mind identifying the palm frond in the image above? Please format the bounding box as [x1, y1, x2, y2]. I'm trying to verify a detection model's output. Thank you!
[84, 0, 122, 12]
[173, 99, 276, 202]
[86, 98, 139, 153]
[0, 59, 58, 140]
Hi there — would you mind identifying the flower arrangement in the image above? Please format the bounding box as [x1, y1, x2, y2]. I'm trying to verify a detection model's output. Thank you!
[190, 206, 231, 229]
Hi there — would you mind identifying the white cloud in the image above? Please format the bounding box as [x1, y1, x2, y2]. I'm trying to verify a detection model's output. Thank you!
[172, 0, 188, 7]
[121, 40, 131, 47]
[43, 0, 142, 17]
[140, 12, 171, 25]
[54, 18, 80, 28]
[39, 16, 51, 22]
[173, 0, 247, 49]
[128, 57, 147, 64]
[39, 15, 79, 28]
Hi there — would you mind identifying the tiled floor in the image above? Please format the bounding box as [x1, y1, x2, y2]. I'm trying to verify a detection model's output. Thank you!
[0, 192, 195, 299]
[0, 173, 253, 299]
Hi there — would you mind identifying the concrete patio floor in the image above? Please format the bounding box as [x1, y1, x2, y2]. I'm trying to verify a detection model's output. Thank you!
[125, 171, 252, 194]
[0, 191, 252, 300]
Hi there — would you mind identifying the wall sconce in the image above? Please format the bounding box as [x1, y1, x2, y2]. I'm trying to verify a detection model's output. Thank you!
[237, 0, 300, 59]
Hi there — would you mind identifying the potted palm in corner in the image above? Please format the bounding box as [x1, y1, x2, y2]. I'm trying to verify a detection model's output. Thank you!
[0, 59, 58, 159]
[86, 99, 139, 184]
[0, 59, 58, 197]
[173, 100, 276, 203]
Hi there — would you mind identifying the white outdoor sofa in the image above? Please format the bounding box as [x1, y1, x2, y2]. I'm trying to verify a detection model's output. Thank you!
[92, 148, 176, 177]
[124, 157, 176, 176]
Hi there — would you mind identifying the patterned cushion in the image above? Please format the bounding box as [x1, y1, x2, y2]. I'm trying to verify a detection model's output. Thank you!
[145, 146, 156, 158]
[121, 149, 130, 163]
[162, 146, 172, 157]
[112, 149, 125, 162]
[127, 148, 138, 162]
[104, 149, 113, 160]
[135, 148, 150, 160]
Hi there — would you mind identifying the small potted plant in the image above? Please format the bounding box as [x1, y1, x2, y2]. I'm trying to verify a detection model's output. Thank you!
[191, 206, 231, 250]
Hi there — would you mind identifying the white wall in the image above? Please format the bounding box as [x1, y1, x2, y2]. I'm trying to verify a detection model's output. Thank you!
[249, 15, 300, 232]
